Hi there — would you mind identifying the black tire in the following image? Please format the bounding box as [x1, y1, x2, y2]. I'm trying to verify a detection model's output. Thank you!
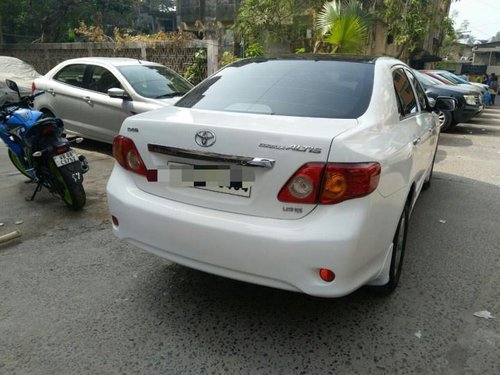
[40, 109, 55, 119]
[48, 160, 86, 210]
[423, 137, 440, 191]
[435, 110, 452, 131]
[375, 201, 409, 294]
[8, 149, 34, 180]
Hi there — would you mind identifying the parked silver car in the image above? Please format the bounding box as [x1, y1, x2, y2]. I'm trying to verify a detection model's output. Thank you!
[33, 57, 193, 143]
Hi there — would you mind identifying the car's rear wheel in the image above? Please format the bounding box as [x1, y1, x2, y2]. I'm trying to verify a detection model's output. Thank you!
[423, 138, 440, 191]
[40, 109, 55, 119]
[374, 201, 409, 294]
[435, 110, 452, 131]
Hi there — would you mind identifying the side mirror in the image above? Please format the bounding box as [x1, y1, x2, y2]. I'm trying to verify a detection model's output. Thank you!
[6, 79, 21, 99]
[108, 88, 130, 100]
[433, 96, 456, 111]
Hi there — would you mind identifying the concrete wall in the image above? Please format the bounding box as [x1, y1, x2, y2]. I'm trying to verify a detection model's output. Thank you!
[0, 39, 219, 76]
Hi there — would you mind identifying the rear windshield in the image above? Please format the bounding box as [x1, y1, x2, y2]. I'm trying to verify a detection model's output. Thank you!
[176, 59, 374, 119]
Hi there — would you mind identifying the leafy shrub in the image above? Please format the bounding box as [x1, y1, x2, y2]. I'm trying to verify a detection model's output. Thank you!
[183, 49, 207, 85]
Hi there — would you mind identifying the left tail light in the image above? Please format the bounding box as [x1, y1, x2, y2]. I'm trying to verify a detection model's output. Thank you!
[32, 82, 36, 93]
[278, 162, 381, 205]
[113, 135, 147, 177]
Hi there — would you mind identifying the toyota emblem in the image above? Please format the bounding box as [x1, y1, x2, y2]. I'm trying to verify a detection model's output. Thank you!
[195, 130, 216, 147]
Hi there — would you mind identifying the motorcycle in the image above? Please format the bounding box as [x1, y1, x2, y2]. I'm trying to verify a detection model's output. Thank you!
[0, 79, 88, 210]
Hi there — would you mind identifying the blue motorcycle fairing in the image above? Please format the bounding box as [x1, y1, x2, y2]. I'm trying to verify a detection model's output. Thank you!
[6, 108, 44, 127]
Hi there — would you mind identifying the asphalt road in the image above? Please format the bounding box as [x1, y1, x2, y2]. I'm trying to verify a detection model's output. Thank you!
[1, 107, 499, 375]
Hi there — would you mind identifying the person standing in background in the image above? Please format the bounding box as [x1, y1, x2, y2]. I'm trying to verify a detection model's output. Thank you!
[488, 73, 498, 105]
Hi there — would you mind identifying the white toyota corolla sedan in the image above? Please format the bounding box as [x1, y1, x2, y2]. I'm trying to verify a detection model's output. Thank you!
[107, 55, 454, 297]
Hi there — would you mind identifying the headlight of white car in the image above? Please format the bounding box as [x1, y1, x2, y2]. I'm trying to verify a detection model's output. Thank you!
[463, 95, 476, 106]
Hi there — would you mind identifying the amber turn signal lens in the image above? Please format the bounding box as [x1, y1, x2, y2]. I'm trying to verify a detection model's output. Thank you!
[322, 172, 347, 200]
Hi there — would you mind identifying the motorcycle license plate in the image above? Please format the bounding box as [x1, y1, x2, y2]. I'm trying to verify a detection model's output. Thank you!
[53, 150, 78, 167]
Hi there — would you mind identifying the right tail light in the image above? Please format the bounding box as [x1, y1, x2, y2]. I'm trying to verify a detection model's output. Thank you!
[278, 162, 381, 205]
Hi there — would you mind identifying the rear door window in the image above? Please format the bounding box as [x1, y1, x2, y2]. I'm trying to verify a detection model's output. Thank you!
[393, 68, 418, 116]
[54, 64, 87, 88]
[406, 70, 429, 111]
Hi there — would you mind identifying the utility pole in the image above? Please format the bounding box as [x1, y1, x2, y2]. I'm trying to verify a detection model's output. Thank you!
[0, 15, 4, 44]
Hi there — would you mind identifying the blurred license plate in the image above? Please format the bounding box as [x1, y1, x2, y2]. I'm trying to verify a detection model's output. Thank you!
[168, 163, 254, 197]
[53, 150, 78, 167]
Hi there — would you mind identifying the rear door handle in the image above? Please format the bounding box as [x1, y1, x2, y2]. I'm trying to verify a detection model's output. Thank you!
[82, 96, 93, 105]
[48, 88, 55, 96]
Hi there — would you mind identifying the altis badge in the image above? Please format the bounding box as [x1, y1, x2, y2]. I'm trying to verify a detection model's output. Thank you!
[258, 143, 322, 154]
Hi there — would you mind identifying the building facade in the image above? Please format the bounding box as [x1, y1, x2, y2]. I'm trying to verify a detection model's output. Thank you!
[176, 0, 452, 68]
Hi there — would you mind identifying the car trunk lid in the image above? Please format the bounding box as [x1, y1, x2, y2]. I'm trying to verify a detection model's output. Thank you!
[127, 107, 357, 219]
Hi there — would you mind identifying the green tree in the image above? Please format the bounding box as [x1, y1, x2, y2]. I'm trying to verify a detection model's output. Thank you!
[379, 0, 441, 57]
[317, 0, 373, 53]
[0, 0, 138, 43]
[235, 0, 324, 49]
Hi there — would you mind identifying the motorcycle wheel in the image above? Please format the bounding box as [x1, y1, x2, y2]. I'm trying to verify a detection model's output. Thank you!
[48, 160, 86, 210]
[8, 149, 34, 180]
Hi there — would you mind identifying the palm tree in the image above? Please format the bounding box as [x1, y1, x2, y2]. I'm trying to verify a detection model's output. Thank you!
[317, 0, 373, 54]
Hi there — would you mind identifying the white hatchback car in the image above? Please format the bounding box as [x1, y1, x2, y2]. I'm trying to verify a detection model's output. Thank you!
[107, 56, 454, 297]
[33, 57, 193, 143]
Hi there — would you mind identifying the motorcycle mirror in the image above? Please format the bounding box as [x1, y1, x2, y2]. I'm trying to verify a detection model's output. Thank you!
[6, 79, 21, 99]
[75, 137, 84, 144]
[32, 151, 43, 158]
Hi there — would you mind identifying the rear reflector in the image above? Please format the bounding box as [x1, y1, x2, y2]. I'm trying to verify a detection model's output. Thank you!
[41, 124, 57, 135]
[278, 162, 380, 205]
[319, 268, 335, 282]
[55, 145, 69, 155]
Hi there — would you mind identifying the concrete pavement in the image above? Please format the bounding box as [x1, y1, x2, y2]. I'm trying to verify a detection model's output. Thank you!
[0, 108, 499, 374]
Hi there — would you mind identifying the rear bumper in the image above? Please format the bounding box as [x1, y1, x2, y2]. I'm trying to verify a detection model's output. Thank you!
[107, 165, 402, 297]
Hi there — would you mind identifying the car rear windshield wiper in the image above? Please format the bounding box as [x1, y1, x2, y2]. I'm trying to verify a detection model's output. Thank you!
[155, 92, 186, 99]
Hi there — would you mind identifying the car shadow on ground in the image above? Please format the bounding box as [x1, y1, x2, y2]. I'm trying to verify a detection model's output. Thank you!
[447, 123, 500, 137]
[438, 134, 472, 148]
[74, 138, 113, 156]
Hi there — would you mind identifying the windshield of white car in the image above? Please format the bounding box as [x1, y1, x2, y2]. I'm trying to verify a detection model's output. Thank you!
[176, 59, 374, 119]
[118, 65, 192, 99]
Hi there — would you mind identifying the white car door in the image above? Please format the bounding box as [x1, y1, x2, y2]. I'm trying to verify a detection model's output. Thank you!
[405, 69, 439, 186]
[392, 67, 428, 188]
[76, 65, 132, 143]
[406, 70, 440, 183]
[44, 64, 87, 133]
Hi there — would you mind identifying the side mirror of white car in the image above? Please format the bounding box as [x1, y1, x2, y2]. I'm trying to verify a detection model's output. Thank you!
[108, 88, 131, 100]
